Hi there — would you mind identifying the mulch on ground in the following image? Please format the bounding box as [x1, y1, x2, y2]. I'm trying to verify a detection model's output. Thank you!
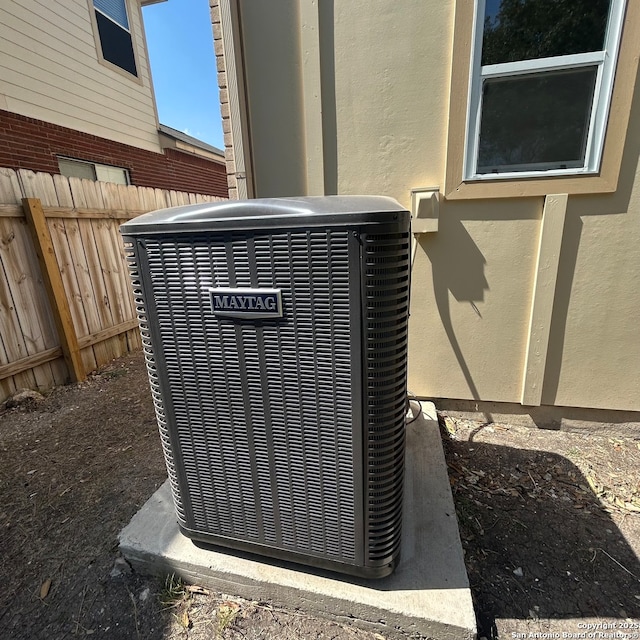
[440, 414, 640, 638]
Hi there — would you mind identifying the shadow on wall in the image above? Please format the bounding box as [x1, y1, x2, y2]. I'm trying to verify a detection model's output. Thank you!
[417, 199, 539, 419]
[441, 426, 640, 636]
[420, 215, 489, 406]
[318, 0, 337, 195]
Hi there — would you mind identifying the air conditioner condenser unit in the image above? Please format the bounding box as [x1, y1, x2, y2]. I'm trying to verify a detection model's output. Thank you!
[120, 196, 410, 578]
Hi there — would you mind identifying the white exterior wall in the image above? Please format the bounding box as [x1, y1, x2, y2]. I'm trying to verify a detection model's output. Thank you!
[0, 0, 161, 153]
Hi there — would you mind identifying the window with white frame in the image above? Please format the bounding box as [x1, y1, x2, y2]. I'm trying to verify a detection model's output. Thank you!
[58, 157, 130, 185]
[92, 0, 138, 77]
[465, 0, 626, 180]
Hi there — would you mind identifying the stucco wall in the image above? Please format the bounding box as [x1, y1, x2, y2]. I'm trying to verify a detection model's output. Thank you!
[545, 141, 640, 410]
[332, 2, 451, 204]
[227, 0, 640, 414]
[238, 0, 307, 197]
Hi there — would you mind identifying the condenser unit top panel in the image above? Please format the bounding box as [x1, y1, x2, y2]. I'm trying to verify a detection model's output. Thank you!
[120, 195, 406, 235]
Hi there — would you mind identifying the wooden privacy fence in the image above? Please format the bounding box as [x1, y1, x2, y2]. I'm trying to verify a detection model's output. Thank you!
[0, 167, 226, 404]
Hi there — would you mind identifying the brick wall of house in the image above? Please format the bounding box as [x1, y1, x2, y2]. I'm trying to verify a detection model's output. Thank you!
[210, 0, 238, 199]
[0, 109, 228, 198]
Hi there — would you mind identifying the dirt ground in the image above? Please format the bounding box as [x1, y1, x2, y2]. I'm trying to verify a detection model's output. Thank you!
[440, 414, 640, 638]
[1, 350, 639, 639]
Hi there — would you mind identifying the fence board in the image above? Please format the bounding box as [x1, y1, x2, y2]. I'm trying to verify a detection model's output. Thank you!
[0, 246, 32, 396]
[77, 319, 139, 349]
[83, 180, 129, 362]
[0, 167, 225, 403]
[117, 183, 142, 212]
[100, 181, 125, 212]
[69, 180, 121, 366]
[48, 216, 97, 375]
[0, 168, 22, 204]
[168, 190, 188, 207]
[23, 198, 85, 383]
[154, 188, 169, 210]
[53, 174, 74, 208]
[29, 174, 71, 384]
[137, 186, 156, 212]
[0, 215, 59, 390]
[0, 205, 23, 217]
[0, 170, 34, 395]
[3, 217, 61, 362]
[22, 170, 58, 207]
[94, 220, 127, 323]
[50, 174, 97, 373]
[98, 181, 133, 354]
[0, 347, 63, 381]
[102, 182, 139, 351]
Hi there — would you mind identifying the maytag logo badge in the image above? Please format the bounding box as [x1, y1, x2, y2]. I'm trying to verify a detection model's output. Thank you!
[209, 288, 283, 319]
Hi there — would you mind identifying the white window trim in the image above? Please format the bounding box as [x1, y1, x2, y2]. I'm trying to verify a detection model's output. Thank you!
[464, 0, 627, 182]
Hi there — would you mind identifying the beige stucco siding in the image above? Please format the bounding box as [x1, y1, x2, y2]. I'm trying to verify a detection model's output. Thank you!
[228, 0, 640, 413]
[0, 0, 161, 153]
[545, 178, 640, 411]
[333, 1, 452, 202]
[321, 1, 549, 406]
[409, 200, 541, 403]
[239, 0, 307, 196]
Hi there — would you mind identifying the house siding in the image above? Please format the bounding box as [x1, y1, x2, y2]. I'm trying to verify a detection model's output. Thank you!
[0, 110, 229, 197]
[223, 0, 640, 416]
[0, 0, 161, 153]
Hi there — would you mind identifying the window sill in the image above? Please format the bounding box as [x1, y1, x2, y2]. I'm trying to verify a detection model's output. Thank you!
[444, 172, 618, 201]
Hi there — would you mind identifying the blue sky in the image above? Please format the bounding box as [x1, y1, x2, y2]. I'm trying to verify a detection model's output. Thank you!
[142, 0, 224, 150]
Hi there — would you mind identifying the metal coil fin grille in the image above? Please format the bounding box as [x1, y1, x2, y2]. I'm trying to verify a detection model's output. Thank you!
[142, 231, 356, 562]
[363, 232, 410, 563]
[123, 240, 186, 525]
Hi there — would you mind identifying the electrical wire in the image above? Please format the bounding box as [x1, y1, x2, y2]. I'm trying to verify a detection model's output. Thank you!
[405, 391, 423, 425]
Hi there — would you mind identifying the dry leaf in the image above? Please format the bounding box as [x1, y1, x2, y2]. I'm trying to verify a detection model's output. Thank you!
[586, 475, 604, 497]
[186, 584, 210, 595]
[40, 578, 52, 599]
[179, 608, 190, 629]
[443, 416, 457, 437]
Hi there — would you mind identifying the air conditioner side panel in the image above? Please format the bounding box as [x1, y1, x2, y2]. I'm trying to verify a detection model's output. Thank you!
[361, 226, 411, 568]
[123, 236, 190, 526]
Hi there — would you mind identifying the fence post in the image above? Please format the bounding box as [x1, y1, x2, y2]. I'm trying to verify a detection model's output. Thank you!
[22, 197, 86, 382]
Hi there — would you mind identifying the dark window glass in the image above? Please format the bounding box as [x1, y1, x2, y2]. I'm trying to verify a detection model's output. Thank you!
[482, 0, 611, 65]
[95, 10, 137, 76]
[477, 67, 598, 173]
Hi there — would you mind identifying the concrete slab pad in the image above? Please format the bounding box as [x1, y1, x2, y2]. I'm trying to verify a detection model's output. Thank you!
[119, 403, 476, 640]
